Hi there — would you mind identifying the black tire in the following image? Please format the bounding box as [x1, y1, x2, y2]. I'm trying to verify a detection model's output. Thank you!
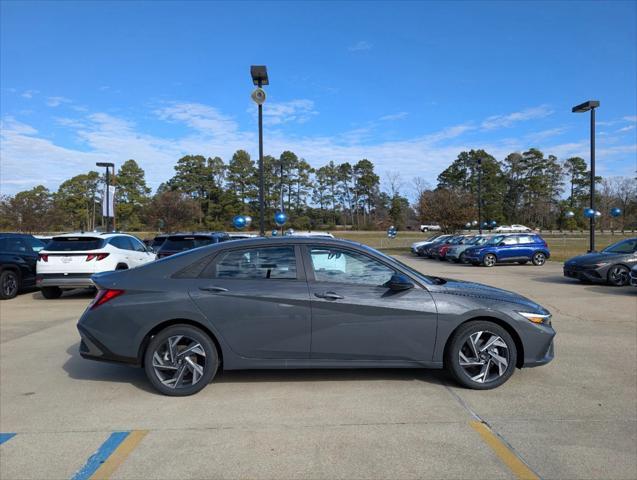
[459, 252, 467, 264]
[445, 320, 517, 390]
[607, 265, 630, 287]
[532, 252, 546, 266]
[0, 270, 20, 300]
[483, 254, 497, 267]
[41, 286, 63, 299]
[144, 324, 219, 396]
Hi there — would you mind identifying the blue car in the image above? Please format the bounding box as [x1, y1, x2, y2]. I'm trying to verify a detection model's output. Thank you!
[463, 234, 550, 267]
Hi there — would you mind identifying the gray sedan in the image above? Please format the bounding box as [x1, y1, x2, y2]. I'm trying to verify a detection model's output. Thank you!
[77, 237, 555, 396]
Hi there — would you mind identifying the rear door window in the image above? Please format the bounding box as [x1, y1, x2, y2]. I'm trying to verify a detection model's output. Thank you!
[109, 236, 135, 250]
[203, 247, 297, 279]
[517, 236, 534, 244]
[501, 237, 518, 246]
[46, 237, 105, 251]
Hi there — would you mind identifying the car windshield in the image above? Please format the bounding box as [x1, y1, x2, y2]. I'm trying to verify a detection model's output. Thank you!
[474, 236, 489, 245]
[46, 237, 105, 251]
[162, 236, 215, 251]
[602, 238, 637, 254]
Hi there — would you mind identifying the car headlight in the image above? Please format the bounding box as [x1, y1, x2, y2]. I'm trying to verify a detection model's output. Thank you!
[517, 311, 552, 324]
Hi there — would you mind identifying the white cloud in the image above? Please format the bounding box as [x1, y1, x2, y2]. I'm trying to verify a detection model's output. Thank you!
[617, 125, 635, 133]
[481, 105, 554, 130]
[245, 99, 318, 126]
[379, 112, 409, 121]
[1, 103, 635, 197]
[46, 96, 72, 107]
[623, 116, 637, 122]
[21, 90, 39, 99]
[348, 40, 372, 52]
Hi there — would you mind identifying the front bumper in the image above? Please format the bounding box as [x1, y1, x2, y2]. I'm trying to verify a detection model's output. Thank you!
[523, 340, 555, 368]
[629, 270, 637, 287]
[563, 265, 603, 283]
[37, 273, 94, 288]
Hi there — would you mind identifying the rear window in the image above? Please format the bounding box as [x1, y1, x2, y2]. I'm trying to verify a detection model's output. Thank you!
[152, 236, 167, 248]
[162, 236, 215, 251]
[46, 237, 105, 251]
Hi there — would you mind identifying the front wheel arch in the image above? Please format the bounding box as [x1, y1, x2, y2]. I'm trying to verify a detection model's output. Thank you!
[443, 316, 525, 369]
[138, 318, 224, 368]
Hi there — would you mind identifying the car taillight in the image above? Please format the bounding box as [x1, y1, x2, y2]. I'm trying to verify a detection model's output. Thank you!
[90, 289, 125, 309]
[86, 253, 109, 261]
[38, 254, 48, 262]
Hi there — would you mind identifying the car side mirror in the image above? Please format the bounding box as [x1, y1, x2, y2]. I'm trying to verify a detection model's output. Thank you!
[384, 274, 414, 291]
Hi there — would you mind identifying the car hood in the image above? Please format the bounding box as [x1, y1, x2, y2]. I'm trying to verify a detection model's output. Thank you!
[565, 252, 625, 266]
[432, 278, 548, 312]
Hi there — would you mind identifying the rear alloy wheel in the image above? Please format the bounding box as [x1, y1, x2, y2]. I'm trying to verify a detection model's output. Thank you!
[532, 252, 546, 266]
[483, 254, 497, 267]
[41, 286, 63, 299]
[607, 265, 630, 286]
[144, 325, 218, 396]
[446, 321, 517, 390]
[0, 270, 20, 300]
[459, 252, 467, 264]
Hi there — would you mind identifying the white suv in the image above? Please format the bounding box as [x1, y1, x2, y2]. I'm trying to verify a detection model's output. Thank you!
[494, 224, 532, 233]
[36, 232, 155, 299]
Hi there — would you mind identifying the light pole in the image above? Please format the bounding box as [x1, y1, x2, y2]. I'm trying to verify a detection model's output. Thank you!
[477, 157, 482, 234]
[96, 162, 115, 232]
[572, 100, 600, 252]
[250, 65, 269, 236]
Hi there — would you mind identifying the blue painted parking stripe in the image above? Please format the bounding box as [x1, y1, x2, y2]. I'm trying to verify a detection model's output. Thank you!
[70, 431, 130, 480]
[0, 433, 17, 445]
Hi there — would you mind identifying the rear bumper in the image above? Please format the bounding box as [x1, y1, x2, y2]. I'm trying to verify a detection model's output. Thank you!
[77, 324, 139, 365]
[37, 273, 94, 288]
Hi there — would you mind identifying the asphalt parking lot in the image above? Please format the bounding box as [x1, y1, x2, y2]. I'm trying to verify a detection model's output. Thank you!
[1, 257, 636, 480]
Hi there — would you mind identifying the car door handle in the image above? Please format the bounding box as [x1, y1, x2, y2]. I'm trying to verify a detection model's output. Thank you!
[199, 286, 229, 293]
[315, 291, 343, 300]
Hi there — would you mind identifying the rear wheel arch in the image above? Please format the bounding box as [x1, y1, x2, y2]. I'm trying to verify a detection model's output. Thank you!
[138, 319, 224, 368]
[0, 265, 21, 279]
[443, 316, 525, 369]
[115, 263, 129, 270]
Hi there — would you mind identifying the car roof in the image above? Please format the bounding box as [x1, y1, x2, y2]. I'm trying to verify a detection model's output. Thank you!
[0, 232, 34, 237]
[51, 232, 132, 239]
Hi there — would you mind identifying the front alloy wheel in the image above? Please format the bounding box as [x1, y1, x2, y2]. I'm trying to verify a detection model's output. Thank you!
[532, 252, 546, 266]
[144, 325, 218, 396]
[483, 254, 497, 267]
[446, 321, 517, 389]
[607, 265, 629, 286]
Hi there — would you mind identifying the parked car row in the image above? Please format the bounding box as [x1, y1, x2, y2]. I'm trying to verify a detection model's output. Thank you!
[412, 233, 550, 267]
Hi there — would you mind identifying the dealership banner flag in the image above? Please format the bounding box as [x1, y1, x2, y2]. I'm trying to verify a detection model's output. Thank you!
[101, 185, 116, 217]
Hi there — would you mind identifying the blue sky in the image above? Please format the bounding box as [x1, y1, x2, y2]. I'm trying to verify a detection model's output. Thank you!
[1, 0, 636, 197]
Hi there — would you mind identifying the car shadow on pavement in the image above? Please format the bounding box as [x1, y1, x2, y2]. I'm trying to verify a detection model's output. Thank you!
[213, 368, 450, 386]
[31, 289, 96, 300]
[532, 276, 637, 295]
[62, 342, 156, 394]
[63, 342, 451, 392]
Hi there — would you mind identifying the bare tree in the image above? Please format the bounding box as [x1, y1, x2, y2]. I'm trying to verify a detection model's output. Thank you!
[384, 170, 403, 197]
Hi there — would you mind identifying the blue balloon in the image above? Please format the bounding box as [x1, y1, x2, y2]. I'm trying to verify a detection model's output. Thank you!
[271, 229, 278, 236]
[565, 211, 575, 218]
[489, 220, 497, 227]
[274, 211, 287, 226]
[610, 207, 622, 217]
[232, 215, 246, 229]
[584, 208, 595, 218]
[465, 223, 472, 229]
[481, 221, 488, 228]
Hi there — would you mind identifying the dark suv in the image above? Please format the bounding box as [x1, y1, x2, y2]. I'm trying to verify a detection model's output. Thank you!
[464, 234, 550, 267]
[156, 232, 230, 258]
[0, 233, 46, 299]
